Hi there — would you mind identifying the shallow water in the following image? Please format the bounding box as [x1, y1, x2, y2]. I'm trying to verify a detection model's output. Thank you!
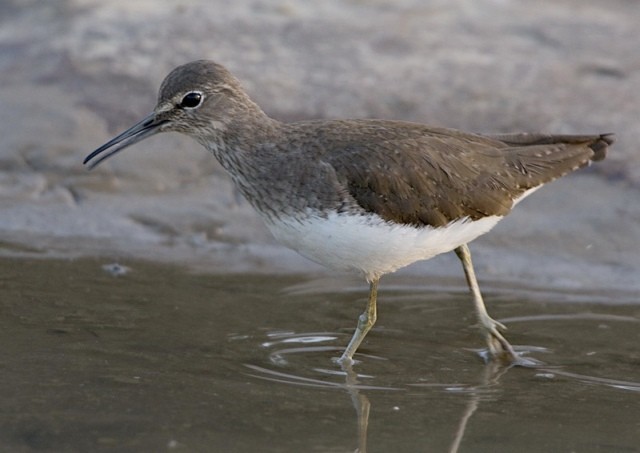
[1, 257, 639, 452]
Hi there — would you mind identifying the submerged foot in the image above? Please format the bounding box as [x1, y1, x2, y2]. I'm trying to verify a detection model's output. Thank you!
[335, 353, 356, 368]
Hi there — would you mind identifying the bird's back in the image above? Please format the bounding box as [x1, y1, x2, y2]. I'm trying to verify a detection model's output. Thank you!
[276, 120, 612, 228]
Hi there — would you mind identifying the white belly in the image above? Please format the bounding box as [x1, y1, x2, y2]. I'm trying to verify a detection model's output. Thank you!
[264, 211, 503, 281]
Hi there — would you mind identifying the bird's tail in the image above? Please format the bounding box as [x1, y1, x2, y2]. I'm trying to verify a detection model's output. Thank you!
[488, 132, 615, 190]
[490, 132, 614, 162]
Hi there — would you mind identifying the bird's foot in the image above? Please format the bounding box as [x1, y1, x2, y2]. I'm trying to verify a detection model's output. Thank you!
[477, 314, 538, 367]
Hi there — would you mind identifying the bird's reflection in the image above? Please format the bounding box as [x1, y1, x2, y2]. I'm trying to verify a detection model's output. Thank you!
[446, 361, 513, 453]
[340, 356, 517, 453]
[340, 360, 371, 453]
[246, 329, 526, 453]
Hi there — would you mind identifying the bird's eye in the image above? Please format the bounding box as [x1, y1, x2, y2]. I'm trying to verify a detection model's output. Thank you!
[179, 92, 203, 109]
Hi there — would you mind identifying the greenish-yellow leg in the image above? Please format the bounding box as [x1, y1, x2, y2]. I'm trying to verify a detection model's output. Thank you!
[454, 244, 518, 363]
[338, 279, 379, 365]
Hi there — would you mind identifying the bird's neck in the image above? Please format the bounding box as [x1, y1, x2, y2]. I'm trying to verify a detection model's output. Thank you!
[197, 106, 283, 176]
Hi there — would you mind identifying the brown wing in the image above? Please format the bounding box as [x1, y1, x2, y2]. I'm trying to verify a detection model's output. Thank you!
[324, 122, 613, 228]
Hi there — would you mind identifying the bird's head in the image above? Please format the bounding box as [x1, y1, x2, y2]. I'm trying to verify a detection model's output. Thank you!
[83, 60, 256, 169]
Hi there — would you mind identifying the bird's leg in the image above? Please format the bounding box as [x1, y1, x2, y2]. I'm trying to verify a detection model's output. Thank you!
[454, 244, 518, 363]
[338, 278, 379, 365]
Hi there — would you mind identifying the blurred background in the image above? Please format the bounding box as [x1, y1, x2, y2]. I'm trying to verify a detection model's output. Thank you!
[0, 0, 638, 290]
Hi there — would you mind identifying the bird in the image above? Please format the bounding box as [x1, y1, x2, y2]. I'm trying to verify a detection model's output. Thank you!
[84, 60, 613, 366]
